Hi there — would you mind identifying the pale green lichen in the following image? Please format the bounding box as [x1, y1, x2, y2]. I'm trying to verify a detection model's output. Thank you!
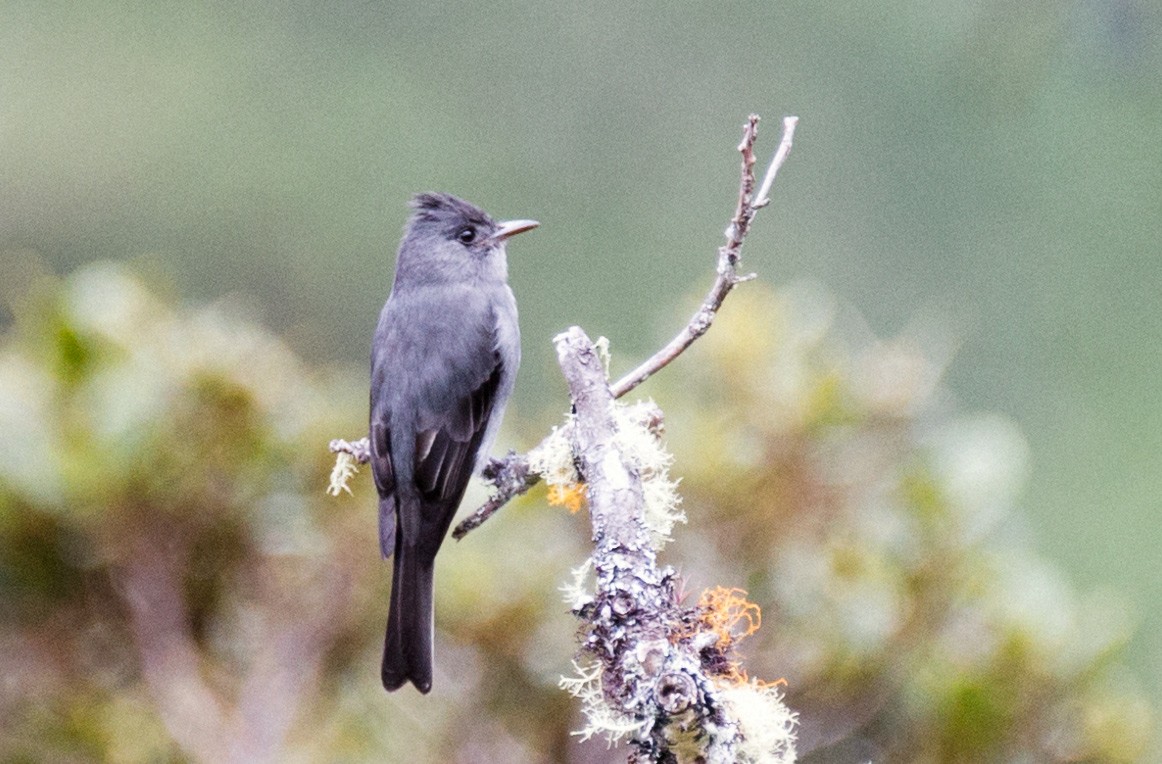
[594, 335, 612, 378]
[559, 660, 647, 745]
[559, 558, 595, 612]
[610, 401, 684, 548]
[327, 451, 359, 496]
[715, 680, 798, 764]
[533, 405, 684, 545]
[527, 421, 581, 493]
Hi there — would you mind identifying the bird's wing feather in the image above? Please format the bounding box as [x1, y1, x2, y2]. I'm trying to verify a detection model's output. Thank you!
[370, 419, 397, 557]
[371, 419, 396, 495]
[413, 354, 503, 503]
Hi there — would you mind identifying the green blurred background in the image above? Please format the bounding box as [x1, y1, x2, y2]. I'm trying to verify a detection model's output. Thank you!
[2, 0, 1160, 760]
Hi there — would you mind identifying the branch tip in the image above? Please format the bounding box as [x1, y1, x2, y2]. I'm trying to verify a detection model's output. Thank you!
[753, 115, 799, 208]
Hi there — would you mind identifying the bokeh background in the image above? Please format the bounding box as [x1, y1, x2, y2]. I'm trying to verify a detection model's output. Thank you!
[2, 0, 1160, 761]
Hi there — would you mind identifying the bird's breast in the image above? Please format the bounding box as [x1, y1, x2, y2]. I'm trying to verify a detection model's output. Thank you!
[372, 283, 516, 406]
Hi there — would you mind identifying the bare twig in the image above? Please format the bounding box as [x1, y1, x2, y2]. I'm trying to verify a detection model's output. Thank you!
[329, 437, 370, 463]
[610, 114, 797, 398]
[754, 116, 799, 209]
[451, 113, 798, 538]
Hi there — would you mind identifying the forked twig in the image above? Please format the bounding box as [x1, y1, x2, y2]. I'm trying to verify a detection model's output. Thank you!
[450, 113, 797, 538]
[609, 115, 798, 398]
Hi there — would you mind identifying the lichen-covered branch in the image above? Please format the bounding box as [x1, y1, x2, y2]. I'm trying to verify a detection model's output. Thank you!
[449, 452, 540, 538]
[554, 327, 796, 762]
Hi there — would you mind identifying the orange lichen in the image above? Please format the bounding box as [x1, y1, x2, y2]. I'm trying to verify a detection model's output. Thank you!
[684, 587, 767, 686]
[546, 482, 588, 513]
[755, 676, 788, 689]
[699, 586, 762, 645]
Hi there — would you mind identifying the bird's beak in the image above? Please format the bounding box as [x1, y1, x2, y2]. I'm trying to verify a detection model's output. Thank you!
[489, 219, 539, 243]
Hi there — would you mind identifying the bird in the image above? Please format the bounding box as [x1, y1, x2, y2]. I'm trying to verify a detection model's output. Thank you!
[370, 192, 538, 693]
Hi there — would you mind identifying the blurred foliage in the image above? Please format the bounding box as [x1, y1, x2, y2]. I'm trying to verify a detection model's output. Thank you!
[0, 263, 384, 760]
[0, 263, 1152, 762]
[0, 262, 587, 762]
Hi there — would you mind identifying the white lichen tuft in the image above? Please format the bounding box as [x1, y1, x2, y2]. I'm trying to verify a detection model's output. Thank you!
[610, 402, 685, 548]
[713, 680, 798, 764]
[560, 660, 648, 745]
[530, 338, 683, 547]
[327, 451, 360, 496]
[528, 421, 582, 492]
[560, 558, 596, 612]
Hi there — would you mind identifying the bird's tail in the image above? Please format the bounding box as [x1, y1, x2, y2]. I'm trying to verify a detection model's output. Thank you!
[382, 540, 436, 693]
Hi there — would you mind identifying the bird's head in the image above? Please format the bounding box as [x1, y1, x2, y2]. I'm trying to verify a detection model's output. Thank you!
[394, 192, 538, 288]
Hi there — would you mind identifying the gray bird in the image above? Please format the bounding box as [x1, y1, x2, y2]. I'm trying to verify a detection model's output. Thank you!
[370, 192, 537, 693]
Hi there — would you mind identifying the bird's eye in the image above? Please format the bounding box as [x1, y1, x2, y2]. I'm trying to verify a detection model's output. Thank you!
[456, 226, 477, 244]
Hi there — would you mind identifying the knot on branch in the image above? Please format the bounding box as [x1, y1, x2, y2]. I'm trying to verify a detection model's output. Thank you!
[564, 563, 796, 760]
[655, 671, 698, 715]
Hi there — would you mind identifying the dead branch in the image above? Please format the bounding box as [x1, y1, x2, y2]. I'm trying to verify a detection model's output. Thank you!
[555, 326, 795, 761]
[609, 114, 798, 399]
[449, 113, 798, 539]
[325, 114, 798, 539]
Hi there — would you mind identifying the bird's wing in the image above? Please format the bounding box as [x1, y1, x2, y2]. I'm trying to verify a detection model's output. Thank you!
[413, 352, 504, 506]
[372, 287, 512, 554]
